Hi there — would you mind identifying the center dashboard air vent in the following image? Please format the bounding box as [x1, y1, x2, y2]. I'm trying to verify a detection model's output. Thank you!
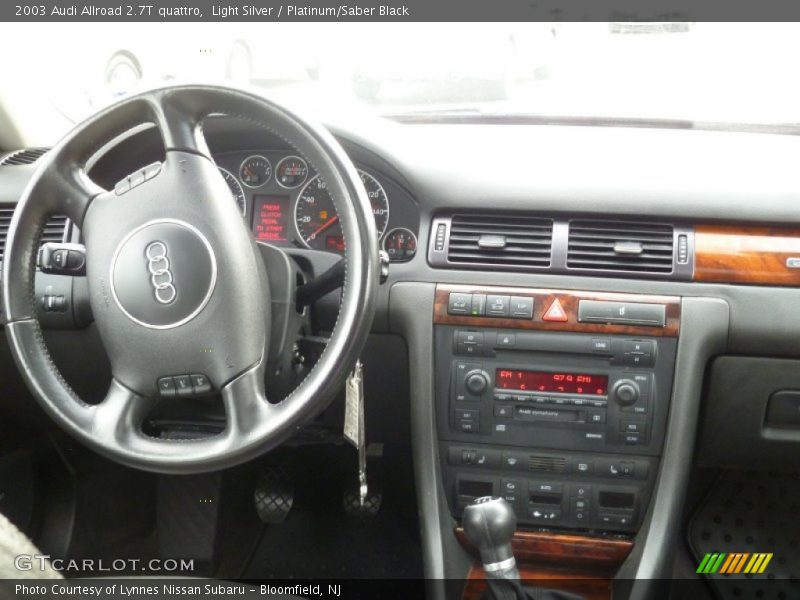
[567, 220, 677, 275]
[430, 214, 553, 271]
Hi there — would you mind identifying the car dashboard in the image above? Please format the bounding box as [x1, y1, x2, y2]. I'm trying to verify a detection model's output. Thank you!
[3, 112, 800, 598]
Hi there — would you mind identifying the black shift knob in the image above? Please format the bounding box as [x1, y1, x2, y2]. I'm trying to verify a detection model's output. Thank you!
[462, 496, 519, 579]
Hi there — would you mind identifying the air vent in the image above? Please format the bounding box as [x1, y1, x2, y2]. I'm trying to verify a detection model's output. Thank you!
[445, 214, 553, 269]
[567, 220, 674, 274]
[0, 148, 48, 166]
[0, 207, 68, 262]
[528, 455, 568, 473]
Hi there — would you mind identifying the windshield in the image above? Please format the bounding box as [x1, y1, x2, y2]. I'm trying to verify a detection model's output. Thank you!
[2, 22, 800, 146]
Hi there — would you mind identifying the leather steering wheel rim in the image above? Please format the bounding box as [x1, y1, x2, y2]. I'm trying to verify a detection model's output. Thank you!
[1, 85, 379, 474]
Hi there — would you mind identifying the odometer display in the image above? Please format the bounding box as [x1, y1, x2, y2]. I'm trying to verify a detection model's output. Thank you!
[294, 170, 389, 252]
[496, 369, 608, 396]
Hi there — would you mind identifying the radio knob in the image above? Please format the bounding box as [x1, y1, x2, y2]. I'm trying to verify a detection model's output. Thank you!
[613, 380, 640, 406]
[465, 370, 490, 395]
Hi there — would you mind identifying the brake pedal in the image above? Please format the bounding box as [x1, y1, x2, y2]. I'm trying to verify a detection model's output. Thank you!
[254, 462, 295, 524]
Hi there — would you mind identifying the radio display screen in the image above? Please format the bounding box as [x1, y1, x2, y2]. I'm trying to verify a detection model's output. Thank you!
[496, 369, 608, 396]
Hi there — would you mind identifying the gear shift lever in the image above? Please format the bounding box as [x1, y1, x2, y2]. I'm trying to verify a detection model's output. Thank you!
[463, 496, 520, 579]
[462, 497, 586, 600]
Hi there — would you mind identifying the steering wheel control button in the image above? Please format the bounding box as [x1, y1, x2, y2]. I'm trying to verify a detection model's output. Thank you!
[190, 374, 212, 395]
[111, 219, 217, 329]
[173, 375, 193, 396]
[157, 377, 177, 398]
[448, 292, 471, 315]
[114, 163, 163, 196]
[510, 296, 534, 319]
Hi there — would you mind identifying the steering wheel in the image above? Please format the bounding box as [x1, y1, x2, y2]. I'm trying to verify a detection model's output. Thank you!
[1, 85, 379, 473]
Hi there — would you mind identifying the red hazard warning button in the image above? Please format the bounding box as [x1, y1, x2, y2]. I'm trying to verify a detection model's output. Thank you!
[543, 298, 568, 322]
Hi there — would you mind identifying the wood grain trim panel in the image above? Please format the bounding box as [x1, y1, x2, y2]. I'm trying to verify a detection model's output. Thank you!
[695, 225, 800, 286]
[434, 284, 681, 337]
[454, 527, 633, 567]
[456, 528, 632, 600]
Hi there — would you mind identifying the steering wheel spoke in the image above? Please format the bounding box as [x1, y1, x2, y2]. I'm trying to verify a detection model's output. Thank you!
[221, 362, 275, 439]
[89, 378, 156, 447]
[145, 89, 212, 159]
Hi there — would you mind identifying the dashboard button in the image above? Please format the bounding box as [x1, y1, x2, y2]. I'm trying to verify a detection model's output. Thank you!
[510, 296, 534, 319]
[591, 338, 612, 352]
[455, 408, 479, 421]
[458, 420, 478, 433]
[470, 294, 486, 316]
[587, 410, 606, 424]
[542, 298, 569, 322]
[494, 404, 513, 418]
[486, 295, 511, 317]
[448, 292, 471, 315]
[496, 332, 516, 347]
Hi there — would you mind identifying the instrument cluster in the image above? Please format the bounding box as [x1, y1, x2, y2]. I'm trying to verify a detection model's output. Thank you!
[214, 150, 418, 261]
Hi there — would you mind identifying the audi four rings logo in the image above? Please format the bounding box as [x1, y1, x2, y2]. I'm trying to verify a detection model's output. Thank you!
[145, 241, 177, 305]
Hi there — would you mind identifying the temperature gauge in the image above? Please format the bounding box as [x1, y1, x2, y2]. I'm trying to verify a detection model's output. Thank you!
[383, 228, 417, 262]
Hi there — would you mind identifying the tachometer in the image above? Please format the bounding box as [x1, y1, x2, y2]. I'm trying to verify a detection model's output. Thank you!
[218, 167, 246, 216]
[294, 170, 390, 253]
[239, 155, 272, 188]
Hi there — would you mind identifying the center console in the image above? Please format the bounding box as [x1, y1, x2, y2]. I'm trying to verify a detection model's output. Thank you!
[434, 284, 680, 534]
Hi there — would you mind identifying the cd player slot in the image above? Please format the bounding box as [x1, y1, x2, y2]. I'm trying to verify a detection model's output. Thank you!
[516, 406, 581, 423]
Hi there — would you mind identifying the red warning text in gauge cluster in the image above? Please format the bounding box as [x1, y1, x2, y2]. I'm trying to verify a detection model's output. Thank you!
[253, 195, 289, 242]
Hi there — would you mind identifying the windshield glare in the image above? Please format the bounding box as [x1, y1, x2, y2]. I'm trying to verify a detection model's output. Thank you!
[2, 22, 800, 145]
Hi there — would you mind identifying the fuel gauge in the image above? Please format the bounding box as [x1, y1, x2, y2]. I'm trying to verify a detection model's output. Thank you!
[383, 228, 417, 262]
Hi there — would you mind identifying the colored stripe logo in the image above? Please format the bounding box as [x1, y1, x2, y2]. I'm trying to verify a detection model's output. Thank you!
[697, 553, 773, 574]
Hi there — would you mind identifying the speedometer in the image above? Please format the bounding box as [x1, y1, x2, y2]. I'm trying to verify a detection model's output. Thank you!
[218, 167, 246, 216]
[359, 171, 389, 238]
[294, 170, 389, 253]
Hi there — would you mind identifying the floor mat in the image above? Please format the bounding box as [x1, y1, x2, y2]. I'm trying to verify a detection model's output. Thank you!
[689, 470, 800, 600]
[242, 444, 424, 580]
